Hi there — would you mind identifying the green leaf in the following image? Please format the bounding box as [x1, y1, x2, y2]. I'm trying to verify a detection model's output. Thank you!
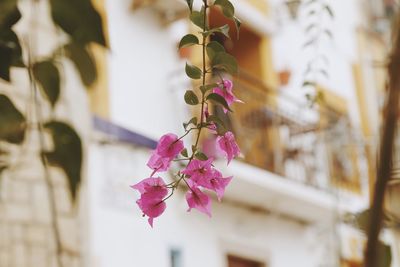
[33, 61, 61, 107]
[64, 42, 97, 86]
[0, 94, 26, 144]
[194, 151, 208, 160]
[377, 241, 392, 267]
[185, 63, 202, 80]
[184, 90, 199, 105]
[203, 24, 230, 38]
[200, 83, 218, 94]
[188, 116, 198, 126]
[44, 121, 82, 202]
[233, 16, 241, 39]
[0, 47, 12, 81]
[212, 52, 238, 75]
[206, 114, 226, 129]
[179, 34, 199, 49]
[181, 148, 188, 157]
[0, 29, 23, 81]
[206, 93, 232, 112]
[185, 0, 194, 12]
[190, 7, 205, 29]
[214, 0, 235, 18]
[183, 116, 198, 130]
[50, 0, 106, 46]
[0, 0, 21, 29]
[355, 209, 369, 233]
[206, 41, 225, 61]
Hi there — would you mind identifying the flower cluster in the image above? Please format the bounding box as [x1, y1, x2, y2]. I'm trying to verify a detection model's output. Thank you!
[131, 80, 241, 227]
[132, 0, 242, 227]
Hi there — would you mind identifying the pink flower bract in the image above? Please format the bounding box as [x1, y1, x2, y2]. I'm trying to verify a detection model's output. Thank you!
[213, 79, 243, 113]
[181, 158, 214, 183]
[186, 186, 212, 217]
[156, 133, 184, 158]
[147, 150, 171, 172]
[198, 169, 233, 201]
[131, 177, 168, 227]
[216, 131, 240, 164]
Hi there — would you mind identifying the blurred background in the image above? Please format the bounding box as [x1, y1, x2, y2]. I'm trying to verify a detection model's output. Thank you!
[0, 0, 399, 266]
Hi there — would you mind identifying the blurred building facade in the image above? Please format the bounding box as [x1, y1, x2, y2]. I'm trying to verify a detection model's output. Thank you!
[0, 0, 399, 267]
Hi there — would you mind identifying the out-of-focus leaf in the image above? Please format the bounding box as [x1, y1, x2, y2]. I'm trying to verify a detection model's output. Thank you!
[183, 116, 198, 130]
[324, 5, 334, 18]
[44, 121, 82, 202]
[0, 29, 24, 81]
[0, 47, 12, 81]
[50, 0, 106, 46]
[206, 93, 232, 112]
[203, 24, 230, 38]
[200, 83, 218, 94]
[214, 0, 235, 18]
[206, 41, 225, 61]
[179, 34, 199, 48]
[64, 42, 97, 86]
[33, 60, 61, 107]
[0, 94, 26, 144]
[212, 52, 238, 75]
[190, 7, 205, 29]
[180, 148, 188, 157]
[206, 114, 226, 129]
[302, 81, 316, 87]
[185, 0, 194, 12]
[233, 16, 241, 39]
[324, 29, 333, 39]
[184, 90, 199, 105]
[194, 151, 208, 160]
[355, 209, 370, 233]
[0, 0, 21, 29]
[377, 241, 392, 267]
[185, 63, 202, 80]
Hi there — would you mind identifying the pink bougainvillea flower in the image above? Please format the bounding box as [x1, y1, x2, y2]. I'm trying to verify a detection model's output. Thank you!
[198, 169, 233, 201]
[213, 79, 243, 113]
[216, 131, 240, 164]
[147, 150, 172, 172]
[181, 158, 214, 183]
[131, 177, 168, 227]
[155, 133, 184, 159]
[185, 185, 212, 217]
[146, 133, 184, 173]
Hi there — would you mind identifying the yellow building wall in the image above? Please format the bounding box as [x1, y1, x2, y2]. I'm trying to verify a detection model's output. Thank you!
[239, 0, 269, 15]
[89, 0, 110, 118]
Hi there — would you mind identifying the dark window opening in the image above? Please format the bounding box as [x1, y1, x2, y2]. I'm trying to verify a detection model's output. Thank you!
[227, 255, 265, 267]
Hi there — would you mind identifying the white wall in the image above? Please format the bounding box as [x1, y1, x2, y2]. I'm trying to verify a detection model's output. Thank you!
[87, 143, 334, 267]
[270, 0, 362, 126]
[106, 0, 188, 140]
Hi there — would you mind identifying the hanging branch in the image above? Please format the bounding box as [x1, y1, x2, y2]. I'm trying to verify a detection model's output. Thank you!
[364, 10, 400, 267]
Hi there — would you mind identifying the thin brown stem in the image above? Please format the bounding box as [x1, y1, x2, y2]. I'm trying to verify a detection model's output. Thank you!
[27, 50, 65, 267]
[194, 0, 209, 149]
[27, 1, 64, 266]
[364, 11, 400, 267]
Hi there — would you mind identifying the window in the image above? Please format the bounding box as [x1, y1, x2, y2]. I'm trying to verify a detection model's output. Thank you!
[227, 255, 265, 267]
[170, 249, 182, 267]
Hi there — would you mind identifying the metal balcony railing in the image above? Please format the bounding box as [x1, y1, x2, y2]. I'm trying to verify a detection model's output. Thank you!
[205, 69, 367, 193]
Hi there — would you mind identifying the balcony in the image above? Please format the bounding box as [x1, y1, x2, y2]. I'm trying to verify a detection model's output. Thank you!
[203, 70, 369, 221]
[213, 71, 363, 190]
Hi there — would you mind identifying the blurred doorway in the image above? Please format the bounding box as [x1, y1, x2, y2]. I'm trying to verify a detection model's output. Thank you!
[227, 255, 265, 267]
